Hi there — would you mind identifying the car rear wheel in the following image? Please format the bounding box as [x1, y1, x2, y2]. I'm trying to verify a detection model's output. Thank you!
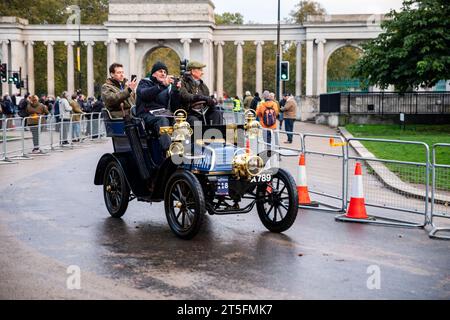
[165, 171, 206, 239]
[103, 161, 130, 218]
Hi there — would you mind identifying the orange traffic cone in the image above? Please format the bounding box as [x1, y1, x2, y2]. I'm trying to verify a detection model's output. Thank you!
[345, 162, 368, 219]
[297, 153, 318, 207]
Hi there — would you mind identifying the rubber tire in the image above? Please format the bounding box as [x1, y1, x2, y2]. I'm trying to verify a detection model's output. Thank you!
[103, 161, 130, 218]
[165, 171, 206, 240]
[256, 168, 298, 233]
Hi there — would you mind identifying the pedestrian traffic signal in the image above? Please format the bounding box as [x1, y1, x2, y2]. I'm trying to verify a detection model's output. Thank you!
[0, 63, 7, 82]
[280, 61, 289, 81]
[180, 59, 189, 76]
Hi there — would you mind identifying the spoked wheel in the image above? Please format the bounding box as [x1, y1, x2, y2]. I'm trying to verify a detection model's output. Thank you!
[103, 161, 130, 218]
[165, 171, 205, 239]
[256, 168, 298, 233]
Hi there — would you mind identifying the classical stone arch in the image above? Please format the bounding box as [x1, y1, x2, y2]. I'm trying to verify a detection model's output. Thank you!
[324, 42, 364, 70]
[137, 43, 182, 78]
[323, 42, 364, 93]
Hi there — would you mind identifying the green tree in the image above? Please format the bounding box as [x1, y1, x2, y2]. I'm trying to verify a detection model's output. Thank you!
[328, 46, 363, 80]
[288, 0, 326, 24]
[352, 0, 450, 92]
[145, 48, 180, 77]
[215, 12, 244, 25]
[0, 0, 108, 97]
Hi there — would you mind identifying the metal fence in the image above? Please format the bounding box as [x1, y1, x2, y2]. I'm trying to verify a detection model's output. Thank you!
[429, 143, 450, 240]
[320, 91, 450, 114]
[337, 138, 430, 228]
[301, 133, 346, 212]
[270, 131, 449, 239]
[0, 112, 106, 165]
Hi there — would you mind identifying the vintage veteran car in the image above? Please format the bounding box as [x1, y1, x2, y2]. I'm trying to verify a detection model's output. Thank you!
[94, 108, 298, 239]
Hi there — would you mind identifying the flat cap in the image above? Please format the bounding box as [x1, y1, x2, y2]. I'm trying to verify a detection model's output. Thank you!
[187, 61, 206, 71]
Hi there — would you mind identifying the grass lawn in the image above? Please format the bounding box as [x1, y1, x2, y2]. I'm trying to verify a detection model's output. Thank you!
[345, 124, 450, 189]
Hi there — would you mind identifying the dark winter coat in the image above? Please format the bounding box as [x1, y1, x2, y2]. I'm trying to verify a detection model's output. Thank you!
[136, 76, 181, 116]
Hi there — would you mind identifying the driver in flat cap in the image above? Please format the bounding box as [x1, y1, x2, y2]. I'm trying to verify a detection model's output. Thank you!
[180, 61, 223, 126]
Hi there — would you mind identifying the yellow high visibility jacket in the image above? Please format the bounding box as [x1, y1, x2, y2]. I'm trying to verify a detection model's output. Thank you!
[232, 99, 242, 112]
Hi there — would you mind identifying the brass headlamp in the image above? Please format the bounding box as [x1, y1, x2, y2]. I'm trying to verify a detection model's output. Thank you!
[165, 109, 193, 158]
[244, 109, 261, 138]
[232, 152, 264, 179]
[172, 109, 193, 142]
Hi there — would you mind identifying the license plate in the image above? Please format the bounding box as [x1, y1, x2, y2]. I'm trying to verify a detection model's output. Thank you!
[250, 174, 272, 183]
[216, 177, 229, 196]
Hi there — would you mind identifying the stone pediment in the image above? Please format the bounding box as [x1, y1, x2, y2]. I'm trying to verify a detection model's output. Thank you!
[108, 0, 215, 24]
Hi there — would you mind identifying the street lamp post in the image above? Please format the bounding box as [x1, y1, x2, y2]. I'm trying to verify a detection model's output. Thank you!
[77, 19, 81, 94]
[276, 0, 281, 102]
[66, 4, 82, 94]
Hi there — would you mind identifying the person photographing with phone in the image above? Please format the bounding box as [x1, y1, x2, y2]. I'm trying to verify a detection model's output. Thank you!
[136, 61, 182, 155]
[101, 63, 137, 118]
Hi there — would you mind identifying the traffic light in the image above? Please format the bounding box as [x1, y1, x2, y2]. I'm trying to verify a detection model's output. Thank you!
[0, 63, 7, 82]
[180, 59, 189, 76]
[12, 72, 19, 84]
[15, 80, 24, 89]
[280, 61, 289, 81]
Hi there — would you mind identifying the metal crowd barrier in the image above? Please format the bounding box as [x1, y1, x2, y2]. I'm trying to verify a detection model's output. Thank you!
[222, 110, 245, 125]
[429, 143, 450, 240]
[302, 133, 347, 212]
[1, 117, 19, 164]
[270, 130, 346, 212]
[0, 112, 106, 164]
[270, 131, 450, 238]
[336, 138, 430, 228]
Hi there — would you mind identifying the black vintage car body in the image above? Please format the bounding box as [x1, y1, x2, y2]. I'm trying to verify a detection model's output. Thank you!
[94, 108, 298, 239]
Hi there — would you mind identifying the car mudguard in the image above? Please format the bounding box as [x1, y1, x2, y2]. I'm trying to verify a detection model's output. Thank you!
[94, 152, 152, 198]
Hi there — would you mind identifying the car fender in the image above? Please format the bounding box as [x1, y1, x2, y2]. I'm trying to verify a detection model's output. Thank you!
[94, 153, 130, 187]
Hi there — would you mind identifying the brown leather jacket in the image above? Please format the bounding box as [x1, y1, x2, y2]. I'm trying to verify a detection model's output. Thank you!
[26, 101, 49, 126]
[101, 78, 136, 118]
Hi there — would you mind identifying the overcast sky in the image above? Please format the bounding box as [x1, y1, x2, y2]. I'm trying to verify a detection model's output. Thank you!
[213, 0, 404, 23]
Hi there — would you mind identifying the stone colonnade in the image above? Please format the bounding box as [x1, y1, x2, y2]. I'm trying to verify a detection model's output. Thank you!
[1, 37, 341, 98]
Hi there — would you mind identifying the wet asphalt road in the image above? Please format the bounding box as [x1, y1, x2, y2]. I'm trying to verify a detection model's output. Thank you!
[0, 139, 449, 299]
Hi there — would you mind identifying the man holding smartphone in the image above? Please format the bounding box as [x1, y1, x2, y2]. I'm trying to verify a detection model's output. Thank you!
[136, 61, 182, 155]
[101, 63, 137, 118]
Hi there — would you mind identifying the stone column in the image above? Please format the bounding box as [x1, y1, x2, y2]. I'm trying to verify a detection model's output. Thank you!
[214, 41, 224, 99]
[1, 40, 9, 95]
[85, 41, 95, 98]
[209, 40, 214, 94]
[305, 39, 314, 96]
[180, 38, 191, 61]
[315, 38, 327, 95]
[44, 40, 55, 96]
[235, 41, 244, 98]
[24, 41, 35, 95]
[9, 40, 26, 95]
[126, 39, 137, 78]
[254, 41, 264, 95]
[295, 41, 303, 97]
[200, 39, 211, 89]
[105, 39, 118, 77]
[65, 41, 75, 95]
